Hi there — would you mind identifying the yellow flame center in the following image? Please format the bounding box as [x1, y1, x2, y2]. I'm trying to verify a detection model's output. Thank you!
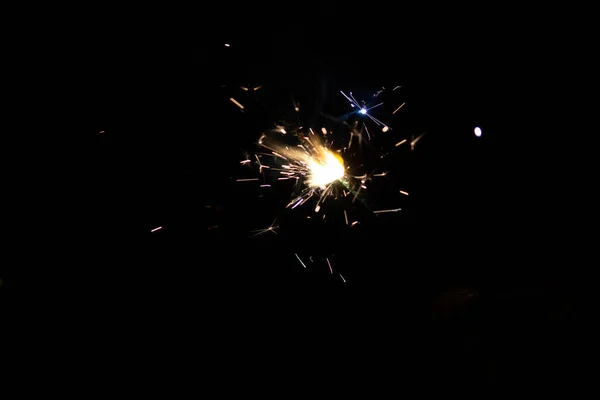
[307, 149, 345, 189]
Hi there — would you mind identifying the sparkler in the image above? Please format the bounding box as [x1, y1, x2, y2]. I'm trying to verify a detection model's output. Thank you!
[234, 84, 419, 222]
[229, 81, 425, 280]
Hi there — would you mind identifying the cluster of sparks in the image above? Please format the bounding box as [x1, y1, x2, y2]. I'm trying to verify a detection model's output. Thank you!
[226, 78, 427, 282]
[234, 88, 423, 220]
[294, 253, 345, 283]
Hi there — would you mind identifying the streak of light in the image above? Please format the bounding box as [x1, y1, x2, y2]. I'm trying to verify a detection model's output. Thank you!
[340, 90, 354, 103]
[411, 133, 425, 150]
[229, 98, 244, 109]
[260, 184, 271, 187]
[373, 208, 402, 214]
[150, 226, 162, 233]
[291, 198, 304, 209]
[250, 219, 278, 237]
[340, 274, 346, 283]
[326, 258, 333, 274]
[392, 102, 405, 114]
[395, 139, 407, 147]
[399, 190, 409, 196]
[349, 92, 361, 108]
[344, 210, 349, 225]
[295, 253, 307, 268]
[367, 102, 384, 112]
[254, 154, 263, 169]
[366, 113, 386, 126]
[236, 178, 259, 182]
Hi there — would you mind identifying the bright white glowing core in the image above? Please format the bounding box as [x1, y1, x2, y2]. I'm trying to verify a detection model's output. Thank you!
[474, 126, 482, 137]
[307, 150, 345, 189]
[359, 108, 367, 115]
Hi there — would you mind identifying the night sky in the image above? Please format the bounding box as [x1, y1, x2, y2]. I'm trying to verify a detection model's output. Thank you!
[3, 2, 587, 390]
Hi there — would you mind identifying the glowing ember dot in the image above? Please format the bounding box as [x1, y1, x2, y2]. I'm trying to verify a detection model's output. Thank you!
[321, 127, 327, 135]
[474, 126, 482, 137]
[224, 43, 230, 47]
[382, 126, 389, 132]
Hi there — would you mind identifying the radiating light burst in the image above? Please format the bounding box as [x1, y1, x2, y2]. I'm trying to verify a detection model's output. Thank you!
[231, 82, 422, 282]
[258, 132, 350, 212]
[234, 84, 417, 221]
[340, 90, 388, 134]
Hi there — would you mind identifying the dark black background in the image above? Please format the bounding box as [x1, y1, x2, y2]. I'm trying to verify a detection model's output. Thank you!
[2, 1, 588, 390]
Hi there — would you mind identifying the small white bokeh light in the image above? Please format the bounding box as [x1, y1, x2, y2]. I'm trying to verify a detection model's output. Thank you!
[474, 126, 482, 137]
